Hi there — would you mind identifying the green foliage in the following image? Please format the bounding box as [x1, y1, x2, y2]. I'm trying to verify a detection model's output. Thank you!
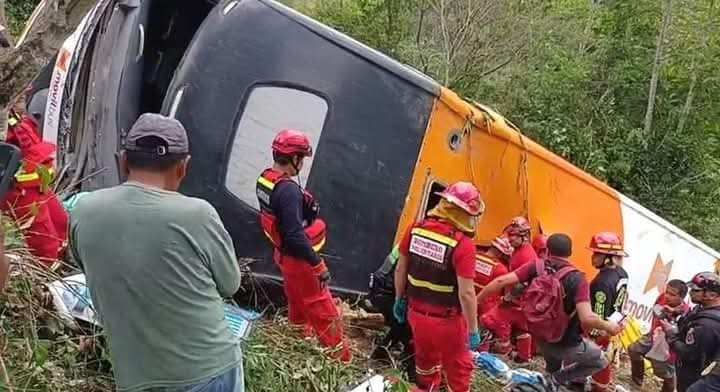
[242, 323, 366, 392]
[5, 0, 41, 37]
[242, 320, 507, 391]
[0, 254, 114, 391]
[296, 0, 720, 249]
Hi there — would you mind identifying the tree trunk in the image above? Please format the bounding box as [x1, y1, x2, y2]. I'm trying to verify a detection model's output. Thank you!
[0, 0, 6, 30]
[1, 0, 11, 138]
[643, 0, 673, 138]
[676, 68, 697, 135]
[0, 0, 98, 132]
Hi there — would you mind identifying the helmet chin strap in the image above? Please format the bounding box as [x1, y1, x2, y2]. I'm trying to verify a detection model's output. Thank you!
[290, 155, 304, 190]
[603, 255, 615, 268]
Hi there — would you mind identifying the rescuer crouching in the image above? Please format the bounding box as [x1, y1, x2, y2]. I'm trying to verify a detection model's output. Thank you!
[256, 129, 351, 363]
[480, 217, 537, 363]
[2, 112, 68, 269]
[474, 237, 512, 353]
[393, 182, 484, 392]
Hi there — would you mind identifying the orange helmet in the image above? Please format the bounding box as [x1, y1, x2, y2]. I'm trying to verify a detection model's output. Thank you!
[588, 232, 628, 257]
[272, 129, 313, 157]
[504, 216, 531, 236]
[436, 182, 485, 216]
[491, 236, 514, 257]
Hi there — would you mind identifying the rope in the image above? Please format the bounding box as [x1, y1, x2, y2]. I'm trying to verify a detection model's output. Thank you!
[464, 112, 478, 186]
[465, 108, 531, 219]
[517, 133, 530, 217]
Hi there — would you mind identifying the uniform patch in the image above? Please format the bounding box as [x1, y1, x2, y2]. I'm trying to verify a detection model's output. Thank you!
[595, 291, 607, 304]
[686, 327, 695, 345]
[409, 235, 447, 264]
[475, 261, 493, 276]
[256, 188, 270, 205]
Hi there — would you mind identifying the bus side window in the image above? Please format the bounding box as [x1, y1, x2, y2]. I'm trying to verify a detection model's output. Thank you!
[423, 181, 447, 216]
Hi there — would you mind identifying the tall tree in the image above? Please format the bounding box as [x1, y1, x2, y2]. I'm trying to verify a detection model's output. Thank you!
[643, 0, 673, 137]
[0, 0, 97, 134]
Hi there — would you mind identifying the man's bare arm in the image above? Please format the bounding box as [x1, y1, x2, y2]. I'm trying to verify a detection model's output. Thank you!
[458, 276, 478, 332]
[577, 301, 621, 335]
[476, 272, 520, 303]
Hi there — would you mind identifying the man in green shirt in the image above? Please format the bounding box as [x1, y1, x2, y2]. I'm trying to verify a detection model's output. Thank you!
[69, 113, 243, 391]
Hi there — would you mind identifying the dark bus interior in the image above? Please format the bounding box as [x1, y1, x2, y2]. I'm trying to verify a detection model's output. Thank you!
[138, 0, 217, 114]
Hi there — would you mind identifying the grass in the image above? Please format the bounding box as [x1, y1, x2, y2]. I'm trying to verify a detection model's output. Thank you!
[0, 217, 510, 391]
[243, 320, 372, 391]
[0, 221, 114, 391]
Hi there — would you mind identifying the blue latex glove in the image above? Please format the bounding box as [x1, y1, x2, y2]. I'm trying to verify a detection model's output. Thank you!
[468, 331, 482, 350]
[393, 298, 408, 324]
[472, 352, 510, 378]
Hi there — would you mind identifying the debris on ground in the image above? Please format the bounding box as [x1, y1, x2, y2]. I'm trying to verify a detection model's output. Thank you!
[0, 251, 113, 391]
[0, 217, 659, 392]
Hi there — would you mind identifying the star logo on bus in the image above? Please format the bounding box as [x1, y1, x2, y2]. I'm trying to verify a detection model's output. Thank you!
[57, 48, 71, 72]
[643, 253, 673, 294]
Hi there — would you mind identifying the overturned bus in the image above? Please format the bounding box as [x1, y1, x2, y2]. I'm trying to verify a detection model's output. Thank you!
[29, 0, 719, 327]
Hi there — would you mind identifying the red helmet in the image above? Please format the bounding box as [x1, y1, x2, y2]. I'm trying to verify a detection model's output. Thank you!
[688, 272, 720, 293]
[491, 236, 514, 257]
[504, 216, 531, 236]
[271, 129, 313, 157]
[532, 234, 548, 253]
[436, 182, 485, 216]
[6, 116, 55, 171]
[588, 232, 628, 257]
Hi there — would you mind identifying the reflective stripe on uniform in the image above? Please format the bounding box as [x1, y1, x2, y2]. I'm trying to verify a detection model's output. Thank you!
[411, 228, 458, 247]
[263, 231, 278, 246]
[408, 274, 454, 293]
[596, 243, 623, 250]
[475, 254, 497, 264]
[15, 168, 55, 183]
[415, 364, 441, 376]
[313, 237, 326, 252]
[257, 176, 275, 191]
[263, 230, 326, 251]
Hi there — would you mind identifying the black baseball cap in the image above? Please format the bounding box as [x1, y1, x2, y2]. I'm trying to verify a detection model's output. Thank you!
[124, 113, 189, 155]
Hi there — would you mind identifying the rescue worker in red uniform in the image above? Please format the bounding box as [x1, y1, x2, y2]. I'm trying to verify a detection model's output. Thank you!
[256, 129, 350, 362]
[393, 182, 484, 392]
[475, 236, 512, 353]
[475, 237, 513, 314]
[506, 217, 538, 271]
[587, 232, 629, 392]
[532, 234, 549, 259]
[480, 217, 537, 362]
[2, 114, 67, 268]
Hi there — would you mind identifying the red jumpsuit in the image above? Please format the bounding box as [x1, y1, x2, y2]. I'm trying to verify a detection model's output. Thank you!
[256, 169, 350, 362]
[1, 117, 67, 268]
[474, 253, 508, 314]
[400, 219, 476, 392]
[481, 242, 536, 360]
[473, 253, 507, 352]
